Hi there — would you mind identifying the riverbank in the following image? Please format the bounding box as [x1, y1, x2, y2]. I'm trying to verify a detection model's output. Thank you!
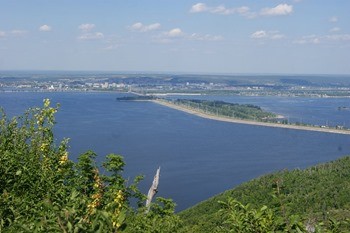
[152, 99, 350, 135]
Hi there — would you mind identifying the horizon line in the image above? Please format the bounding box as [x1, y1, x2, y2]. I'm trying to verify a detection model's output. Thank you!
[0, 69, 350, 77]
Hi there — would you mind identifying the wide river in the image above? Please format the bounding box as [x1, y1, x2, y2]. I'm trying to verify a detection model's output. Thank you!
[1, 92, 350, 211]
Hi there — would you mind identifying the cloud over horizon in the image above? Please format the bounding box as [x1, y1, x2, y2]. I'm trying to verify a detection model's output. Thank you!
[293, 33, 350, 45]
[39, 25, 52, 32]
[130, 22, 161, 32]
[77, 23, 104, 41]
[251, 30, 285, 39]
[165, 28, 183, 37]
[190, 3, 293, 18]
[78, 24, 95, 32]
[190, 3, 255, 18]
[260, 4, 293, 16]
[329, 16, 338, 23]
[78, 32, 104, 40]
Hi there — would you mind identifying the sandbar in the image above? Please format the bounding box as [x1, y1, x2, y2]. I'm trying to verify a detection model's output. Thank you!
[152, 99, 350, 135]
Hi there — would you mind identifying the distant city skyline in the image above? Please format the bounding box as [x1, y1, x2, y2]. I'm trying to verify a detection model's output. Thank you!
[0, 0, 349, 75]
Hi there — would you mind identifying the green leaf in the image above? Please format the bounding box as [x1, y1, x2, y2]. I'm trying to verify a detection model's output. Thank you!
[67, 221, 73, 232]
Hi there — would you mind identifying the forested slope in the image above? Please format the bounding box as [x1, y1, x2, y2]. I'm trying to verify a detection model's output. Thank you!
[179, 156, 350, 232]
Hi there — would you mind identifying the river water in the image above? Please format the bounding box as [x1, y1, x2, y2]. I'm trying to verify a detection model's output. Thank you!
[1, 92, 350, 211]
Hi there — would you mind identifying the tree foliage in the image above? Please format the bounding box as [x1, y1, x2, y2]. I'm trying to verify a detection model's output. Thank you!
[172, 99, 277, 121]
[179, 157, 350, 232]
[217, 198, 306, 233]
[0, 99, 180, 232]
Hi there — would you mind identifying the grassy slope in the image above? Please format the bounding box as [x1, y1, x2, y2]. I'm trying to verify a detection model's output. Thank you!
[178, 156, 350, 232]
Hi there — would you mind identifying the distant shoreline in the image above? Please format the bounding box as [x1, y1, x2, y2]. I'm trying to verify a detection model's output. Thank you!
[152, 99, 350, 135]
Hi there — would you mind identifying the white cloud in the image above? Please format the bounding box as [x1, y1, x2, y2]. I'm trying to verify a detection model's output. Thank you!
[312, 38, 320, 44]
[211, 5, 236, 15]
[78, 23, 95, 32]
[166, 28, 184, 37]
[251, 30, 267, 39]
[236, 6, 250, 15]
[103, 44, 120, 50]
[329, 16, 338, 23]
[0, 30, 28, 38]
[146, 23, 161, 31]
[189, 33, 223, 41]
[190, 3, 294, 18]
[251, 30, 285, 40]
[131, 22, 143, 31]
[10, 30, 27, 36]
[103, 36, 123, 50]
[77, 23, 104, 41]
[39, 25, 52, 32]
[130, 22, 161, 32]
[78, 32, 104, 40]
[152, 28, 183, 44]
[260, 4, 293, 16]
[293, 34, 350, 45]
[325, 34, 350, 41]
[153, 28, 224, 43]
[270, 34, 285, 40]
[154, 28, 222, 43]
[190, 3, 255, 18]
[293, 40, 306, 44]
[330, 27, 340, 33]
[293, 35, 320, 44]
[190, 3, 208, 13]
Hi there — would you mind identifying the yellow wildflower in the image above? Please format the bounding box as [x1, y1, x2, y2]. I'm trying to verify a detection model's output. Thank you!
[39, 143, 49, 152]
[87, 169, 104, 214]
[112, 190, 125, 229]
[43, 99, 50, 108]
[59, 152, 68, 165]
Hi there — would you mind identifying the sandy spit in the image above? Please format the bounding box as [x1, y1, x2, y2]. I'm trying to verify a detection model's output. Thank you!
[152, 100, 350, 135]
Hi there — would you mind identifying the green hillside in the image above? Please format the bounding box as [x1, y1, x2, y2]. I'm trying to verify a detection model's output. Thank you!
[179, 156, 350, 232]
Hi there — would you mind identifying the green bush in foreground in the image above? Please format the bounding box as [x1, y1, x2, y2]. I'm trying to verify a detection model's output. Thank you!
[217, 198, 350, 233]
[0, 99, 180, 232]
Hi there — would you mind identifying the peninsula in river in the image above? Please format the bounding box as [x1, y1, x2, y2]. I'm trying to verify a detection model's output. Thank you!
[151, 98, 350, 135]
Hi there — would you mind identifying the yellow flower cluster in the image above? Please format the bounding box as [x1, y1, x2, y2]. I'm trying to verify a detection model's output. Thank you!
[112, 190, 124, 229]
[36, 115, 45, 126]
[87, 169, 104, 214]
[114, 190, 124, 209]
[88, 192, 103, 211]
[43, 99, 50, 108]
[36, 99, 57, 127]
[39, 142, 49, 152]
[59, 151, 68, 165]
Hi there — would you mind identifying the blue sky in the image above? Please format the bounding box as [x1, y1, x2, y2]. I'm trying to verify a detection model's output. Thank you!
[0, 0, 349, 74]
